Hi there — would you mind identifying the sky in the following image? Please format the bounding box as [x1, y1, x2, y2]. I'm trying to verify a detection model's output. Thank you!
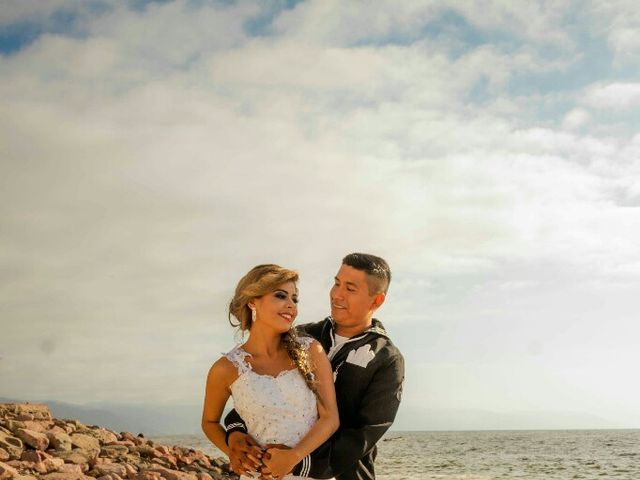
[1, 0, 640, 431]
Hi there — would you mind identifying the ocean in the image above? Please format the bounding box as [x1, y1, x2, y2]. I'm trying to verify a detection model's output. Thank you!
[151, 429, 640, 479]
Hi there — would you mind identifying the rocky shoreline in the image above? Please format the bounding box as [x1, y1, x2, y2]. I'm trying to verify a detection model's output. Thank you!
[0, 403, 236, 480]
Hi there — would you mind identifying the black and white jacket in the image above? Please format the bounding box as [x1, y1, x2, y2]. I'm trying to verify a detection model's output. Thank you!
[224, 317, 405, 480]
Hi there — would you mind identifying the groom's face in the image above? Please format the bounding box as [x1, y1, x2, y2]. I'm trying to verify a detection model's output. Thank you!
[330, 264, 378, 333]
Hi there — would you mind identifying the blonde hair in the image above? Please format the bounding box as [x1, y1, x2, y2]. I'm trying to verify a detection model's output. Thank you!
[228, 264, 316, 395]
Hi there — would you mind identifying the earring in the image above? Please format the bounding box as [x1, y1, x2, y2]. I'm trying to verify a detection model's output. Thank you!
[251, 308, 257, 323]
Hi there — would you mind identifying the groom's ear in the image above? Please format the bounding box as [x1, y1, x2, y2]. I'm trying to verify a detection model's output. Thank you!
[371, 292, 386, 311]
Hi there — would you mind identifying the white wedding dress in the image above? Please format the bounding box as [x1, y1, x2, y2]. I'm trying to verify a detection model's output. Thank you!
[225, 338, 323, 480]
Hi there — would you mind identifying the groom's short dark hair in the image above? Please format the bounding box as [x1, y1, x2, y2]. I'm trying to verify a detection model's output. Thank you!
[342, 253, 391, 295]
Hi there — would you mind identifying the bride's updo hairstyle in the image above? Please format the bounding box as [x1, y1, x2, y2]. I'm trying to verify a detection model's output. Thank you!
[228, 264, 316, 395]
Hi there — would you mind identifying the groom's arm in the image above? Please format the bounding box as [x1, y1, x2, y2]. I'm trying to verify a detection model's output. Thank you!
[224, 410, 263, 474]
[292, 351, 405, 478]
[224, 409, 247, 439]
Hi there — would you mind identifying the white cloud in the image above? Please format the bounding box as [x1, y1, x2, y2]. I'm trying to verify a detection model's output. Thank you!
[585, 0, 640, 65]
[582, 82, 640, 110]
[1, 0, 639, 426]
[562, 108, 590, 130]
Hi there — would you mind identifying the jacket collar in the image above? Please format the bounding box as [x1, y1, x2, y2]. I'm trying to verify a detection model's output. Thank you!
[325, 317, 387, 360]
[327, 317, 387, 344]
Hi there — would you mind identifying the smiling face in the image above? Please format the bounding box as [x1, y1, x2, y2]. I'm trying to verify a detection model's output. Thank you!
[250, 281, 299, 333]
[330, 264, 385, 337]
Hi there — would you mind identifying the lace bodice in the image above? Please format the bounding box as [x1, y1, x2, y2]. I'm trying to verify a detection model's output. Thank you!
[225, 337, 318, 448]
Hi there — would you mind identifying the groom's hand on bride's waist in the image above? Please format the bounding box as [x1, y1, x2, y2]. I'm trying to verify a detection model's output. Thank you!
[227, 431, 264, 475]
[260, 445, 295, 480]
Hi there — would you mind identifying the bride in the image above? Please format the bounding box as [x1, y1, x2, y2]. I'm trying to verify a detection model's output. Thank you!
[202, 264, 339, 479]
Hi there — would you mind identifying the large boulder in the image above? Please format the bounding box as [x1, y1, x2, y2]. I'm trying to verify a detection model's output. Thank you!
[23, 421, 51, 433]
[15, 430, 48, 451]
[0, 461, 19, 480]
[46, 431, 73, 452]
[69, 435, 99, 453]
[0, 433, 23, 459]
[84, 429, 118, 445]
[1, 422, 25, 435]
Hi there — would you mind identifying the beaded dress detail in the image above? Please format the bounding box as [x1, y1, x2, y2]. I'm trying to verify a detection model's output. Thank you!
[225, 336, 318, 450]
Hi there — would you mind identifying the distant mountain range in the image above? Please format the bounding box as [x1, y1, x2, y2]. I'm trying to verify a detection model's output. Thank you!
[0, 397, 205, 435]
[393, 405, 623, 431]
[1, 397, 623, 434]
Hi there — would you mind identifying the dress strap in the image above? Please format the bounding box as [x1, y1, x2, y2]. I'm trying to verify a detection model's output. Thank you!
[224, 345, 252, 375]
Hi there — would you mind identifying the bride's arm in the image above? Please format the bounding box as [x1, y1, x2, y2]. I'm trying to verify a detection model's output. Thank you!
[201, 357, 237, 456]
[263, 340, 339, 478]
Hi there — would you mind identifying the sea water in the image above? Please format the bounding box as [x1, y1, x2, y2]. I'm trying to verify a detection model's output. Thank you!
[152, 429, 640, 480]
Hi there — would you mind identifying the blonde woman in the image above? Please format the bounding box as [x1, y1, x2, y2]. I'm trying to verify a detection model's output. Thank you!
[202, 264, 339, 480]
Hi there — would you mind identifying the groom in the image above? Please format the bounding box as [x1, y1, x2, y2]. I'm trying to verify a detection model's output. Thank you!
[224, 253, 405, 480]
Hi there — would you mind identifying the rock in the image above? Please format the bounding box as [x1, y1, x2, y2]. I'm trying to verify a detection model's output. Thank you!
[0, 461, 19, 480]
[2, 422, 25, 435]
[46, 431, 73, 451]
[23, 421, 50, 433]
[46, 458, 65, 472]
[20, 450, 50, 463]
[69, 435, 99, 453]
[0, 433, 23, 459]
[0, 450, 8, 463]
[120, 454, 143, 469]
[56, 464, 83, 474]
[97, 474, 123, 480]
[119, 433, 137, 444]
[150, 458, 175, 470]
[195, 473, 212, 480]
[47, 426, 67, 436]
[85, 429, 118, 445]
[144, 467, 197, 480]
[41, 472, 92, 480]
[13, 452, 64, 475]
[131, 446, 158, 459]
[110, 440, 135, 448]
[30, 458, 63, 475]
[54, 449, 94, 465]
[130, 472, 162, 480]
[154, 451, 177, 469]
[15, 430, 49, 451]
[13, 415, 33, 423]
[7, 461, 37, 474]
[52, 422, 75, 435]
[123, 463, 138, 478]
[210, 458, 227, 469]
[100, 445, 129, 459]
[93, 464, 127, 478]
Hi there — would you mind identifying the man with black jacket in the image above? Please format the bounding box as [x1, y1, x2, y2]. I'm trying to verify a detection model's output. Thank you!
[224, 253, 405, 480]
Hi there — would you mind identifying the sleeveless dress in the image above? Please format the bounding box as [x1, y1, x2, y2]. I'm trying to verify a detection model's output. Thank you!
[225, 337, 324, 480]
